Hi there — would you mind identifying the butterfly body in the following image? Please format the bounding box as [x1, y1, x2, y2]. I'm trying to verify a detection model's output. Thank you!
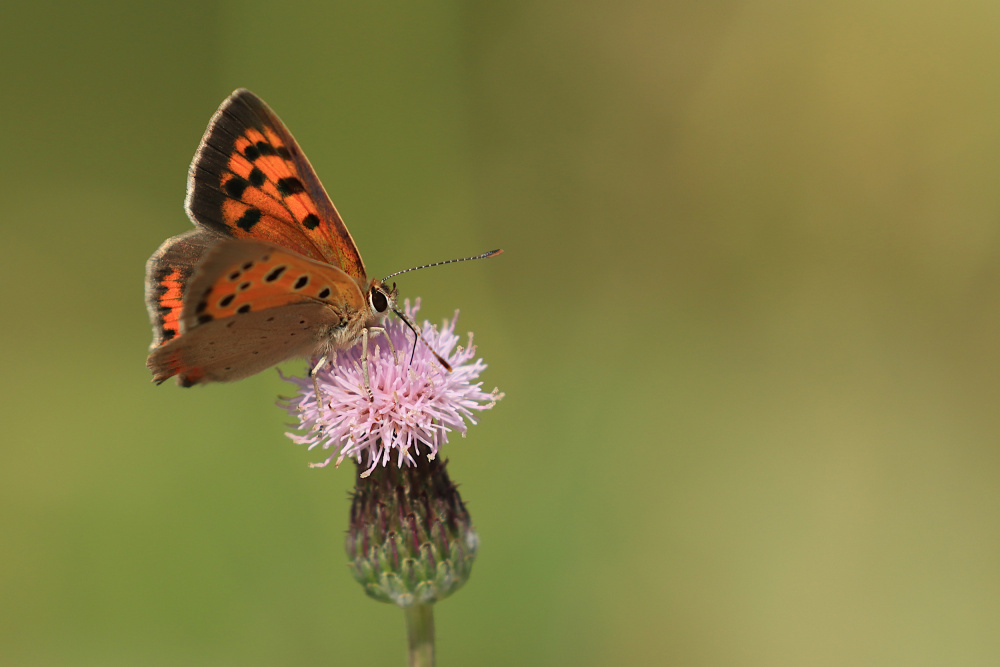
[145, 90, 396, 387]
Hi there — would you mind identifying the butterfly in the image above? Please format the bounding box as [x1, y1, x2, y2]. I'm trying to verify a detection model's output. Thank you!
[145, 89, 494, 395]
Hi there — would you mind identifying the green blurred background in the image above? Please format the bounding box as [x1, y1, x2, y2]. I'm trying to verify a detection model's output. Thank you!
[2, 1, 999, 665]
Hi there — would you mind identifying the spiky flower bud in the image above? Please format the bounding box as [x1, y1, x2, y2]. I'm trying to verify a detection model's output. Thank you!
[346, 455, 477, 606]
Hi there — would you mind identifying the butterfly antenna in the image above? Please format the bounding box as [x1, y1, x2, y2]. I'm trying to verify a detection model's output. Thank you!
[381, 248, 503, 282]
[383, 248, 502, 371]
[393, 308, 453, 372]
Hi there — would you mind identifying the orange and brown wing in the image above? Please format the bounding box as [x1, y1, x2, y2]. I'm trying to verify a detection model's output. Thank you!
[147, 239, 367, 386]
[184, 89, 367, 281]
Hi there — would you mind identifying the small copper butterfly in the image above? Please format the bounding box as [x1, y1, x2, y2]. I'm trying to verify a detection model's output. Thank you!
[145, 89, 499, 393]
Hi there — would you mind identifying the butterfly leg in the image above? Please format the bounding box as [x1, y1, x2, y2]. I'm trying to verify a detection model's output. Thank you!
[309, 355, 329, 410]
[359, 327, 400, 401]
[360, 328, 376, 401]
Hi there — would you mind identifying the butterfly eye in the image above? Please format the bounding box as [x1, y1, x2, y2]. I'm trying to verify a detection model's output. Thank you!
[370, 288, 389, 313]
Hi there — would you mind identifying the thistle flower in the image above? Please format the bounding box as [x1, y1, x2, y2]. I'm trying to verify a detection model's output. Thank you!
[281, 299, 502, 475]
[281, 300, 499, 665]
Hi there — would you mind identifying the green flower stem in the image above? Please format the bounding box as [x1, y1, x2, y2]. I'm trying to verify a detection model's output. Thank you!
[405, 603, 435, 667]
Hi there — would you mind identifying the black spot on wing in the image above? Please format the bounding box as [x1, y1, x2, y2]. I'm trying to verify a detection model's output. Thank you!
[225, 176, 249, 199]
[277, 177, 305, 196]
[302, 213, 320, 230]
[235, 208, 261, 232]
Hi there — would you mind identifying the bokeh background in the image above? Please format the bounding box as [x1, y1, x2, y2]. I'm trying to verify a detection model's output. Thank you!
[3, 1, 1000, 665]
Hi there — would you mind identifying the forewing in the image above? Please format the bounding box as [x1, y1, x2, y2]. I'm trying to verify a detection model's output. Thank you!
[144, 229, 220, 350]
[184, 89, 367, 280]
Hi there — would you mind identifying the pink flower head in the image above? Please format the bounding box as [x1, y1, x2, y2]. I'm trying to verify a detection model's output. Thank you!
[281, 300, 503, 477]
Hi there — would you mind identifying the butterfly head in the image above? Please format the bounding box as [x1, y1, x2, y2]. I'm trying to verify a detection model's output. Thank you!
[367, 280, 398, 320]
